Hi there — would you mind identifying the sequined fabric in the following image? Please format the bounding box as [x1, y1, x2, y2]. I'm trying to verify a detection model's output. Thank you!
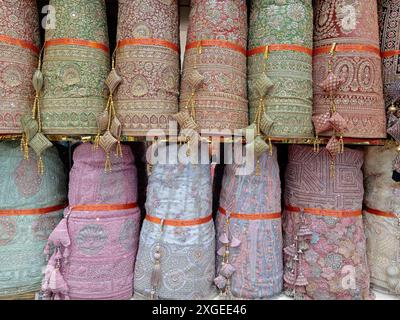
[43, 143, 140, 300]
[179, 0, 248, 132]
[134, 143, 216, 299]
[283, 145, 371, 300]
[313, 0, 386, 138]
[41, 0, 110, 135]
[0, 0, 40, 134]
[216, 147, 283, 299]
[248, 0, 314, 138]
[115, 0, 180, 136]
[0, 142, 66, 297]
[363, 145, 400, 295]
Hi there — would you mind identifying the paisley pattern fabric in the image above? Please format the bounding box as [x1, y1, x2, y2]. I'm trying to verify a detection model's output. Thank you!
[380, 0, 400, 108]
[363, 145, 400, 295]
[248, 0, 314, 138]
[41, 0, 110, 135]
[134, 143, 216, 299]
[0, 0, 40, 134]
[115, 0, 180, 136]
[42, 144, 140, 300]
[313, 0, 386, 138]
[216, 147, 283, 299]
[179, 0, 248, 132]
[283, 145, 371, 300]
[0, 142, 66, 297]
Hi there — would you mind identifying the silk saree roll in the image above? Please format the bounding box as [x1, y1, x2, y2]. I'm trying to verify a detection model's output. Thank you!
[283, 145, 371, 300]
[115, 0, 180, 136]
[248, 0, 314, 139]
[313, 0, 386, 139]
[0, 141, 66, 298]
[41, 0, 110, 135]
[134, 143, 216, 300]
[380, 0, 400, 109]
[42, 144, 140, 300]
[179, 0, 248, 133]
[0, 0, 40, 134]
[215, 147, 283, 299]
[363, 145, 400, 295]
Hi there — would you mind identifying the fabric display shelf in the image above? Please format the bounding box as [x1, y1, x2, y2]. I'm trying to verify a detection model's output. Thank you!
[41, 0, 110, 135]
[248, 0, 314, 139]
[41, 143, 141, 300]
[283, 145, 371, 300]
[363, 145, 400, 296]
[215, 147, 283, 299]
[179, 0, 248, 133]
[115, 0, 180, 136]
[0, 141, 67, 299]
[0, 0, 40, 134]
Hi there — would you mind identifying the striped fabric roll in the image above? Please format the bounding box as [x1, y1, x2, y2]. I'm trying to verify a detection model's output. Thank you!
[283, 145, 371, 300]
[363, 144, 400, 295]
[0, 0, 40, 134]
[134, 143, 216, 300]
[41, 143, 141, 300]
[179, 0, 248, 133]
[248, 0, 314, 139]
[0, 141, 66, 298]
[215, 146, 283, 299]
[41, 0, 110, 135]
[313, 0, 386, 138]
[115, 0, 180, 136]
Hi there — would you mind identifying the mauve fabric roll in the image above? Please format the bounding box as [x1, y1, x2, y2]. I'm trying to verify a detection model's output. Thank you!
[0, 0, 40, 134]
[42, 143, 140, 300]
[283, 145, 371, 300]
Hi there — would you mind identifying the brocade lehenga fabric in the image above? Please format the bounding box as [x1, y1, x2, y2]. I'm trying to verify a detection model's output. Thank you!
[179, 0, 248, 133]
[313, 0, 386, 139]
[115, 0, 180, 136]
[363, 145, 400, 295]
[380, 0, 400, 109]
[41, 0, 110, 135]
[283, 145, 371, 300]
[215, 147, 283, 299]
[42, 144, 141, 300]
[134, 143, 216, 300]
[248, 0, 314, 138]
[0, 142, 66, 298]
[0, 0, 40, 134]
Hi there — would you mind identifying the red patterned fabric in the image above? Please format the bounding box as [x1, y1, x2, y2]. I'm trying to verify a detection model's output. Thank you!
[313, 0, 386, 139]
[179, 0, 248, 133]
[0, 0, 39, 134]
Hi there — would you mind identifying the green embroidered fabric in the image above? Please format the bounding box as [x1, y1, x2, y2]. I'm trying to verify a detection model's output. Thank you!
[248, 0, 314, 138]
[41, 0, 110, 135]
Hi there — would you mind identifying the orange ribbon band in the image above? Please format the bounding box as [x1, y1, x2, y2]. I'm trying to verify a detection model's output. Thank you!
[0, 34, 40, 54]
[145, 213, 213, 227]
[45, 38, 109, 53]
[0, 204, 67, 217]
[219, 207, 281, 220]
[285, 205, 362, 218]
[118, 38, 179, 53]
[313, 44, 381, 57]
[186, 40, 247, 55]
[381, 50, 400, 58]
[71, 203, 138, 212]
[364, 207, 397, 219]
[247, 44, 313, 57]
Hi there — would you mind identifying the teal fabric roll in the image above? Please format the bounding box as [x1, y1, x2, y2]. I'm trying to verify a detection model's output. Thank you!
[0, 142, 67, 297]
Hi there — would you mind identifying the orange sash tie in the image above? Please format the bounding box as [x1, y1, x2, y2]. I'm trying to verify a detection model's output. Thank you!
[219, 207, 281, 220]
[118, 38, 179, 53]
[186, 39, 247, 55]
[145, 213, 213, 227]
[313, 44, 381, 57]
[0, 203, 67, 217]
[0, 34, 40, 54]
[285, 205, 362, 218]
[381, 50, 400, 58]
[247, 44, 313, 57]
[364, 207, 398, 219]
[70, 203, 138, 212]
[45, 38, 109, 53]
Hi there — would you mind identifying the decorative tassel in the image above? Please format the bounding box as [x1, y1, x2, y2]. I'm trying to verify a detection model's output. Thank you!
[255, 160, 261, 176]
[313, 135, 320, 153]
[268, 138, 273, 156]
[38, 156, 44, 176]
[93, 133, 100, 150]
[116, 140, 123, 158]
[150, 245, 162, 300]
[330, 159, 335, 178]
[339, 135, 344, 154]
[104, 153, 112, 172]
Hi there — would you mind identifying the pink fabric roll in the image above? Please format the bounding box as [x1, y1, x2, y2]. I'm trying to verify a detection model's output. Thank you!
[283, 145, 371, 300]
[42, 143, 141, 300]
[313, 0, 386, 139]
